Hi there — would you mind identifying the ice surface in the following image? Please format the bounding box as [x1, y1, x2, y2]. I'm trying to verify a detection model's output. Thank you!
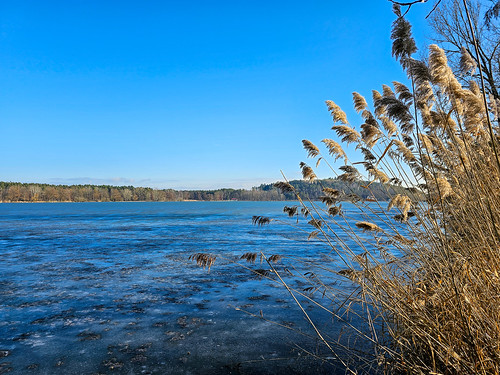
[0, 202, 379, 374]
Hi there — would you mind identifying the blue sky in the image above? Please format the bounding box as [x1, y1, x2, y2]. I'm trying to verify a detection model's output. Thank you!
[0, 1, 433, 189]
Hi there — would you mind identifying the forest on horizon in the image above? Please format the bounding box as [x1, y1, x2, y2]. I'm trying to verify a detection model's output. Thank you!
[0, 179, 413, 203]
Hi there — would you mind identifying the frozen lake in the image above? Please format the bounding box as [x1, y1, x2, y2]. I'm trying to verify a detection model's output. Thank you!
[0, 201, 373, 374]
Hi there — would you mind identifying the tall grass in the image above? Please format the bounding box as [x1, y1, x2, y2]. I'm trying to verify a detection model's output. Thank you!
[262, 6, 500, 374]
[190, 5, 500, 373]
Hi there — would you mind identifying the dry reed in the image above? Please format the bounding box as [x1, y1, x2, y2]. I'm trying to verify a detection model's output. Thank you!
[190, 5, 500, 373]
[255, 7, 500, 374]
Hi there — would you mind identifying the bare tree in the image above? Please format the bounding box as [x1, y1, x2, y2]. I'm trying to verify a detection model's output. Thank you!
[485, 0, 500, 25]
[429, 0, 500, 99]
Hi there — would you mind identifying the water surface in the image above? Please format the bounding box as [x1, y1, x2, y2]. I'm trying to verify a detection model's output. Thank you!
[0, 201, 369, 374]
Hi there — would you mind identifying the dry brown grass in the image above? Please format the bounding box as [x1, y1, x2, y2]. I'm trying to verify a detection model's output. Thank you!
[189, 7, 500, 373]
[266, 12, 500, 374]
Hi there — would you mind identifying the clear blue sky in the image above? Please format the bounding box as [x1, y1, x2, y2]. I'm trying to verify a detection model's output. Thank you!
[0, 1, 433, 189]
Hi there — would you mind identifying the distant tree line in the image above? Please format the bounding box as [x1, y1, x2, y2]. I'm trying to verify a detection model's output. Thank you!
[0, 179, 413, 203]
[257, 179, 412, 200]
[0, 182, 180, 202]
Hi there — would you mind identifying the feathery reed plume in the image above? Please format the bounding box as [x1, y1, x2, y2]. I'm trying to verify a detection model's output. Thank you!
[407, 58, 432, 85]
[366, 164, 390, 184]
[240, 252, 258, 263]
[393, 139, 415, 162]
[380, 116, 398, 135]
[401, 133, 414, 147]
[393, 213, 407, 222]
[283, 205, 298, 217]
[468, 80, 481, 97]
[321, 139, 347, 162]
[428, 44, 449, 82]
[418, 133, 434, 152]
[331, 125, 361, 144]
[355, 221, 383, 232]
[338, 165, 360, 183]
[322, 187, 340, 199]
[254, 269, 270, 277]
[372, 89, 383, 103]
[320, 196, 337, 206]
[429, 44, 463, 96]
[360, 123, 382, 147]
[459, 46, 477, 75]
[268, 255, 282, 263]
[302, 140, 320, 158]
[308, 219, 323, 229]
[353, 92, 368, 113]
[189, 253, 216, 271]
[387, 194, 412, 221]
[390, 177, 402, 186]
[325, 100, 348, 124]
[252, 216, 272, 226]
[360, 147, 376, 162]
[391, 12, 417, 61]
[377, 96, 414, 133]
[274, 181, 294, 193]
[299, 162, 317, 181]
[373, 90, 388, 118]
[382, 84, 395, 98]
[429, 176, 454, 199]
[301, 207, 310, 218]
[393, 82, 413, 106]
[345, 193, 361, 203]
[328, 205, 342, 217]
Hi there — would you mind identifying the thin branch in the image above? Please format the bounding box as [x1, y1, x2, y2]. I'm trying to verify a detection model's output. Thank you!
[388, 0, 428, 5]
[388, 0, 430, 16]
[425, 0, 443, 19]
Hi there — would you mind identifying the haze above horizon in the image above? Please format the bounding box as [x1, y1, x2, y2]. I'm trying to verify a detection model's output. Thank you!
[1, 1, 432, 189]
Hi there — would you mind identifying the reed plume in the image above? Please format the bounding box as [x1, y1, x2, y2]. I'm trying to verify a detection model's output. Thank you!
[331, 125, 361, 144]
[274, 181, 294, 193]
[302, 140, 320, 158]
[353, 92, 368, 113]
[321, 139, 347, 162]
[355, 221, 383, 232]
[299, 162, 317, 181]
[188, 253, 216, 271]
[241, 252, 258, 263]
[325, 100, 348, 124]
[252, 216, 272, 226]
[459, 46, 477, 75]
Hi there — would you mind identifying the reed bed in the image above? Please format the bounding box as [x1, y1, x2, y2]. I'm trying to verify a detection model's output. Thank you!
[259, 6, 500, 373]
[192, 5, 500, 373]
